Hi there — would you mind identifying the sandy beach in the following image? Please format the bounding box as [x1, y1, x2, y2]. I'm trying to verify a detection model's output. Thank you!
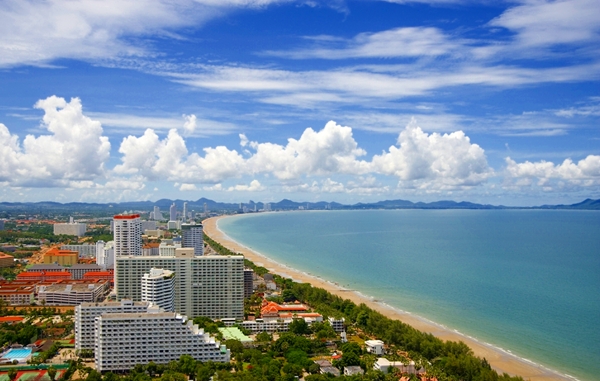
[204, 215, 572, 381]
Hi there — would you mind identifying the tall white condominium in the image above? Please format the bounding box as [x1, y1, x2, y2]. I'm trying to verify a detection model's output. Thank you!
[169, 203, 177, 221]
[181, 223, 204, 256]
[95, 240, 115, 269]
[113, 214, 142, 257]
[116, 249, 244, 319]
[95, 312, 230, 372]
[142, 268, 175, 312]
[182, 202, 188, 222]
[75, 300, 158, 351]
[153, 206, 162, 221]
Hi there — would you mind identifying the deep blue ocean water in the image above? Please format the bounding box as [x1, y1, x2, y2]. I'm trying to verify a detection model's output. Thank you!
[218, 210, 600, 381]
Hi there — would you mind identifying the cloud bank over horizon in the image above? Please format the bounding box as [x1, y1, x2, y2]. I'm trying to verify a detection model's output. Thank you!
[1, 96, 599, 204]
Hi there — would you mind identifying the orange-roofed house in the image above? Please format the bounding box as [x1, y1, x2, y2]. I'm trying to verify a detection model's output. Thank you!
[260, 300, 309, 317]
[43, 248, 78, 266]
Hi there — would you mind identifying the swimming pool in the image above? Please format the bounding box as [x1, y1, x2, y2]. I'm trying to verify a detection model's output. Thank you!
[2, 348, 32, 361]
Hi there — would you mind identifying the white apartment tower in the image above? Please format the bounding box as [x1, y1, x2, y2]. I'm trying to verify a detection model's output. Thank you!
[142, 268, 175, 312]
[182, 202, 188, 222]
[113, 214, 142, 257]
[96, 240, 115, 269]
[153, 206, 162, 221]
[75, 300, 158, 351]
[169, 203, 177, 221]
[95, 312, 230, 372]
[115, 249, 244, 319]
[181, 223, 203, 256]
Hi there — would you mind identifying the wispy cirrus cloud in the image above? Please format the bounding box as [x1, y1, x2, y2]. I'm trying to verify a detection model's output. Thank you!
[0, 0, 290, 67]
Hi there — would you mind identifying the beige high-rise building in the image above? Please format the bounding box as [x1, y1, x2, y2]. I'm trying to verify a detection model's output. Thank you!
[115, 249, 244, 319]
[113, 214, 142, 257]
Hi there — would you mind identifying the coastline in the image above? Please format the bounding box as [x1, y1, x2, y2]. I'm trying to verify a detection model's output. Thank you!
[204, 215, 573, 381]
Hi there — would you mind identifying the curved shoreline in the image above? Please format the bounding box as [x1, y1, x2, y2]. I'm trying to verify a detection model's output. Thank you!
[204, 215, 575, 381]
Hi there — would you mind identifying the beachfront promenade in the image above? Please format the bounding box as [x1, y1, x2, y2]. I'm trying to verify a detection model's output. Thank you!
[203, 216, 570, 381]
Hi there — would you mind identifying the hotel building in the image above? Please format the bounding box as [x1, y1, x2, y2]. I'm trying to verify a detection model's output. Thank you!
[113, 214, 142, 257]
[115, 249, 244, 319]
[141, 268, 175, 312]
[75, 299, 157, 351]
[181, 223, 203, 256]
[95, 312, 230, 372]
[53, 217, 87, 237]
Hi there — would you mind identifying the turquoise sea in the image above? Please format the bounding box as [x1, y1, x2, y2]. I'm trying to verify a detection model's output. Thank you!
[218, 210, 600, 381]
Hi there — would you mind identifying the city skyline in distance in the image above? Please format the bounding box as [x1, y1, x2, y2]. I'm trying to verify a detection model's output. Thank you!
[1, 0, 599, 207]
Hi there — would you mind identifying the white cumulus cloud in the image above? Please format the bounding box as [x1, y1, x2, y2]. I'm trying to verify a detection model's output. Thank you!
[505, 155, 600, 188]
[0, 96, 111, 186]
[246, 120, 369, 179]
[371, 118, 491, 189]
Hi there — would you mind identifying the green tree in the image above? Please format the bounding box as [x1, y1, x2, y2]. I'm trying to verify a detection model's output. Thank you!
[256, 331, 272, 343]
[86, 370, 102, 381]
[7, 368, 18, 381]
[47, 366, 57, 381]
[288, 318, 310, 335]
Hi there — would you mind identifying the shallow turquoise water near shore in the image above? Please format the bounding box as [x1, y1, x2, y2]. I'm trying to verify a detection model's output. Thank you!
[218, 209, 600, 381]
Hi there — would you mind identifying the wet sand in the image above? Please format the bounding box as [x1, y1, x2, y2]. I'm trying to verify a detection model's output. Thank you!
[204, 215, 572, 381]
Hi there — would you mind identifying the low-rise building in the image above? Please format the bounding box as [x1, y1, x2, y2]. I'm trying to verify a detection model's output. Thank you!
[0, 284, 35, 305]
[365, 339, 385, 356]
[66, 264, 102, 280]
[95, 312, 230, 371]
[0, 253, 14, 268]
[344, 366, 364, 376]
[374, 358, 416, 374]
[328, 317, 345, 332]
[43, 248, 78, 266]
[17, 271, 71, 282]
[38, 280, 110, 305]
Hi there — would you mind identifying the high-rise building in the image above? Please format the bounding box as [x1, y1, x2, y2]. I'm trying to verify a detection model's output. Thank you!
[113, 214, 142, 257]
[244, 268, 254, 298]
[181, 223, 203, 256]
[203, 202, 208, 214]
[153, 206, 162, 221]
[75, 299, 157, 351]
[169, 203, 177, 221]
[95, 312, 230, 372]
[182, 202, 188, 222]
[96, 240, 115, 269]
[115, 249, 244, 319]
[142, 268, 175, 312]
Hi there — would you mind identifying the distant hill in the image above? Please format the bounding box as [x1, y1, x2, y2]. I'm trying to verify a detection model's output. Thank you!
[1, 198, 599, 215]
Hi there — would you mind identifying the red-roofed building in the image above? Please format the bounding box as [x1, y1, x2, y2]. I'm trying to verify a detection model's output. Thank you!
[0, 316, 24, 324]
[43, 247, 78, 266]
[82, 271, 114, 283]
[260, 300, 309, 317]
[17, 271, 71, 282]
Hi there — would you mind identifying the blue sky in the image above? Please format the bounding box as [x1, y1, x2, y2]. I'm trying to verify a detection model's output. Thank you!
[0, 0, 599, 206]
